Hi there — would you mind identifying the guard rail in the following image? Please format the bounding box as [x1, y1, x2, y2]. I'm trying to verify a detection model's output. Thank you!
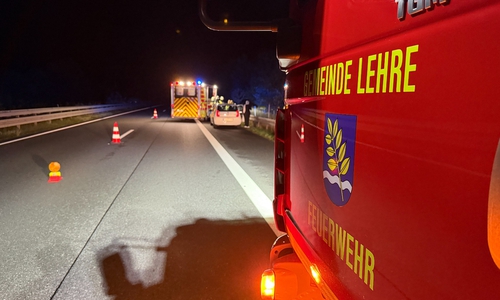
[0, 104, 135, 129]
[249, 115, 275, 131]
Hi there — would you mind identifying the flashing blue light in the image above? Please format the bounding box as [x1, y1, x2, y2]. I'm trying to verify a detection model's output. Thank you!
[197, 80, 202, 85]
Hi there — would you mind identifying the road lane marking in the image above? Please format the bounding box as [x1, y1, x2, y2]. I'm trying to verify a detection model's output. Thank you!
[0, 107, 149, 147]
[195, 119, 281, 236]
[120, 129, 134, 139]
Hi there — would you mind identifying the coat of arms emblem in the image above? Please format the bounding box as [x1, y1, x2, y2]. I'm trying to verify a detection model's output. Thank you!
[323, 113, 357, 206]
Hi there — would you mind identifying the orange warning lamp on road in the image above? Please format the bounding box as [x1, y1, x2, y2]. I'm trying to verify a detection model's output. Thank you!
[48, 162, 62, 183]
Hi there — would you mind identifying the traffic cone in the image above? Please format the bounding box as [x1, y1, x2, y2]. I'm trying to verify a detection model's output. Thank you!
[48, 162, 62, 183]
[300, 124, 305, 143]
[152, 109, 158, 119]
[112, 122, 121, 144]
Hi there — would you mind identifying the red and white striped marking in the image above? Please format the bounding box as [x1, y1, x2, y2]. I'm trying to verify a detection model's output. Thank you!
[111, 122, 121, 144]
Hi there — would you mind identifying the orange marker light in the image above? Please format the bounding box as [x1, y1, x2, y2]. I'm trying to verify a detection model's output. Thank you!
[261, 269, 275, 300]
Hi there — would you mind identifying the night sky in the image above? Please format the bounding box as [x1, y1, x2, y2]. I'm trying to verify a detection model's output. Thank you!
[0, 0, 288, 105]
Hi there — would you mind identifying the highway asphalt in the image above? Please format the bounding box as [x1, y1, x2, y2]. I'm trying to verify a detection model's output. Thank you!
[0, 107, 278, 300]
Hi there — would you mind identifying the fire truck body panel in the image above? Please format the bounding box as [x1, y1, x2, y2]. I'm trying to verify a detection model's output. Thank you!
[275, 0, 500, 299]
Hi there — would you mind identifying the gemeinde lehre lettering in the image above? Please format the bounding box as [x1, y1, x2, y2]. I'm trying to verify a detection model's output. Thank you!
[304, 45, 419, 97]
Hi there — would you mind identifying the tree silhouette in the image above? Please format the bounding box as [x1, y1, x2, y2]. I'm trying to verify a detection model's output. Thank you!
[225, 50, 285, 110]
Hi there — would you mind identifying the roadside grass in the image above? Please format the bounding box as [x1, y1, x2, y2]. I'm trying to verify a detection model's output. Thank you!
[0, 112, 117, 143]
[246, 124, 275, 141]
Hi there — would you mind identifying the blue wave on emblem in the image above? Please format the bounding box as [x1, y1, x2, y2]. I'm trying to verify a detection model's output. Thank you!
[322, 170, 352, 192]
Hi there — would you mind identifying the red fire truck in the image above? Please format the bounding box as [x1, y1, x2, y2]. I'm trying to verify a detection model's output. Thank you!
[201, 1, 500, 299]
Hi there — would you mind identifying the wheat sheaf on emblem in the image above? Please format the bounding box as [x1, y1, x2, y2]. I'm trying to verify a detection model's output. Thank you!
[325, 118, 351, 202]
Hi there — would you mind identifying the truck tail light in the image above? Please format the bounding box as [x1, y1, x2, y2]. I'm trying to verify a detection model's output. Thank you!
[261, 269, 275, 299]
[236, 109, 240, 117]
[216, 110, 220, 117]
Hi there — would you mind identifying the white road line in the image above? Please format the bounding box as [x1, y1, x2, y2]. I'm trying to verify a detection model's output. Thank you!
[0, 107, 150, 147]
[120, 129, 134, 139]
[195, 119, 280, 236]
